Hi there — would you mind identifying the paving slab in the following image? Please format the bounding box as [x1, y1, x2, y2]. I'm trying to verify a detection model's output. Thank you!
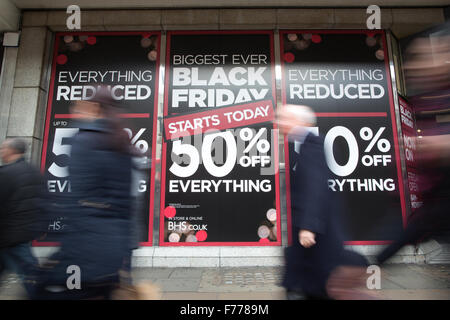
[132, 267, 173, 280]
[156, 278, 201, 292]
[0, 264, 449, 300]
[271, 291, 287, 300]
[163, 292, 219, 300]
[217, 292, 273, 300]
[383, 272, 448, 289]
[372, 289, 450, 300]
[169, 268, 204, 279]
[380, 277, 404, 290]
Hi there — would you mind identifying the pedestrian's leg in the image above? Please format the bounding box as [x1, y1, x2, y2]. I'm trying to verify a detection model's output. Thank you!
[0, 249, 11, 286]
[376, 208, 431, 264]
[119, 250, 133, 286]
[3, 243, 40, 298]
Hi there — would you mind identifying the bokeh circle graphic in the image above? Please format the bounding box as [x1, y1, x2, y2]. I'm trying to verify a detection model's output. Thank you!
[311, 34, 322, 43]
[56, 54, 68, 65]
[196, 230, 208, 242]
[283, 52, 295, 63]
[164, 206, 176, 219]
[86, 36, 97, 45]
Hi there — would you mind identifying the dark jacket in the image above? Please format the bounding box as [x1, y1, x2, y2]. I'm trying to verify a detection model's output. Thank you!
[283, 132, 367, 297]
[0, 158, 45, 249]
[49, 119, 133, 284]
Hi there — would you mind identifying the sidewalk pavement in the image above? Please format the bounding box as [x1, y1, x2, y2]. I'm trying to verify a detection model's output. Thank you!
[1, 264, 449, 300]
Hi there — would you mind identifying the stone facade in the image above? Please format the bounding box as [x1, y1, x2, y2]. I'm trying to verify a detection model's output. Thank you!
[20, 8, 445, 35]
[3, 7, 445, 156]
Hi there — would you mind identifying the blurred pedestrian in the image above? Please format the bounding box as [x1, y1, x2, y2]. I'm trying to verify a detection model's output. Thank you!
[377, 31, 450, 264]
[277, 104, 370, 300]
[37, 87, 134, 299]
[377, 135, 450, 264]
[0, 138, 44, 298]
[120, 149, 152, 285]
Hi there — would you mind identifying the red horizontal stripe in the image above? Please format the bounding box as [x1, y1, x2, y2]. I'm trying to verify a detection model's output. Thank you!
[118, 113, 150, 118]
[160, 241, 281, 247]
[316, 112, 387, 117]
[344, 240, 393, 245]
[54, 113, 150, 119]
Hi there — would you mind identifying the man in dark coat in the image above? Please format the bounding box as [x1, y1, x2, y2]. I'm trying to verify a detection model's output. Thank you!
[37, 90, 133, 299]
[0, 138, 43, 297]
[277, 105, 368, 300]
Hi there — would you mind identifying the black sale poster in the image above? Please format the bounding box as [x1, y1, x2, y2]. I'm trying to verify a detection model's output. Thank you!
[280, 30, 407, 244]
[38, 32, 160, 246]
[398, 95, 422, 214]
[161, 31, 281, 246]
